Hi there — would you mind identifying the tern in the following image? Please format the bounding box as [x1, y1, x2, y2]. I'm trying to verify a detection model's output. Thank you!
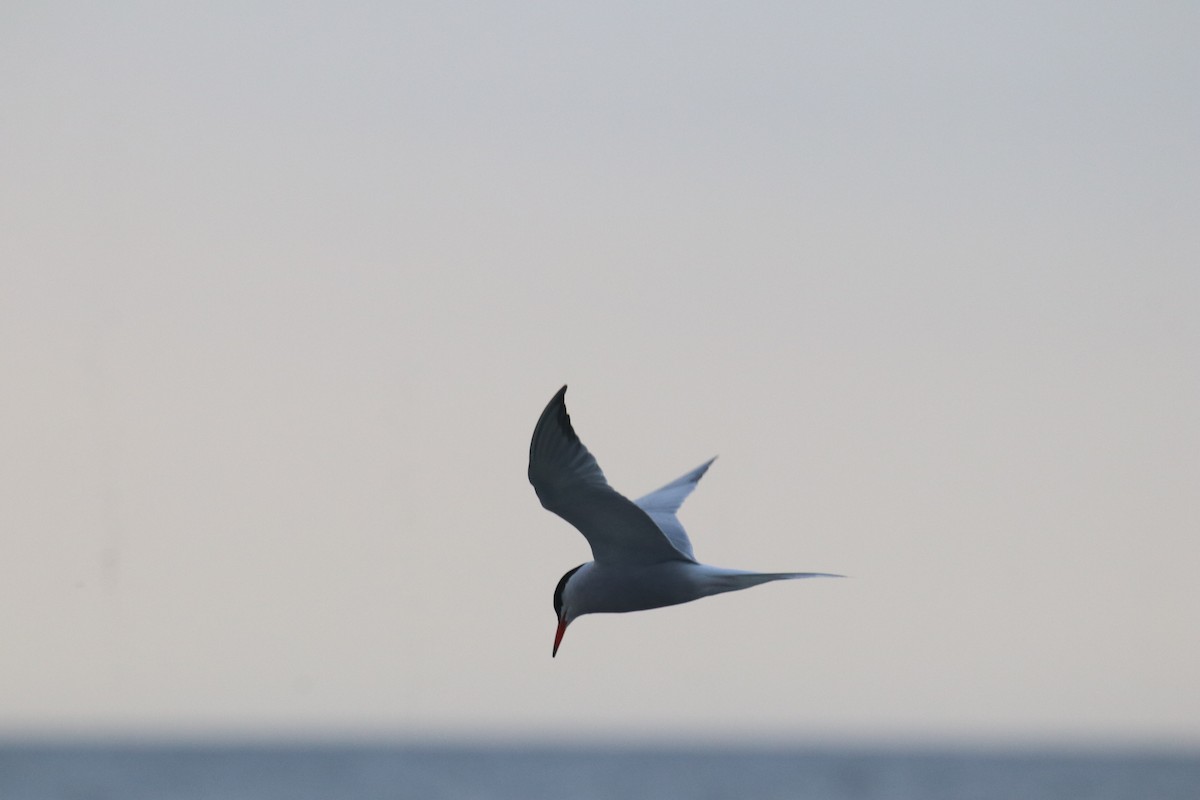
[529, 385, 841, 657]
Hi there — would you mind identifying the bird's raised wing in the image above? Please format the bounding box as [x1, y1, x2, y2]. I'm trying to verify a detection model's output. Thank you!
[528, 386, 692, 565]
[633, 457, 715, 561]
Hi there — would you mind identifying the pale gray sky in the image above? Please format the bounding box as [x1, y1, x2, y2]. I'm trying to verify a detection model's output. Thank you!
[2, 2, 1197, 747]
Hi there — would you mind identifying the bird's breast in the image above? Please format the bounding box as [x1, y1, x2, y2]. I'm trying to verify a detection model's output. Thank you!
[570, 561, 709, 615]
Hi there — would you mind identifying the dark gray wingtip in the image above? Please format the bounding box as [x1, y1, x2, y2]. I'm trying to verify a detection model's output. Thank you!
[548, 385, 575, 441]
[529, 384, 579, 466]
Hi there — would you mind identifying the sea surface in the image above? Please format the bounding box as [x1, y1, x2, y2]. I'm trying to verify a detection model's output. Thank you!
[1, 742, 1197, 800]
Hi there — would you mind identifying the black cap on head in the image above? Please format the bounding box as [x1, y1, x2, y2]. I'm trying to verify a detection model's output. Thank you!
[553, 564, 584, 619]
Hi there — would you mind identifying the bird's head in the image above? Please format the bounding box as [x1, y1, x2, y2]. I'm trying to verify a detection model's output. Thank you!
[551, 563, 585, 657]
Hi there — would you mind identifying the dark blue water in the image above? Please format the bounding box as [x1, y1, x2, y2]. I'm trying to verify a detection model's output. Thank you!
[1, 742, 1197, 800]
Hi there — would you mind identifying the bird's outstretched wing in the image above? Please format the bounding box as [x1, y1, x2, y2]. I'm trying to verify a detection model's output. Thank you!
[528, 386, 692, 565]
[633, 458, 715, 561]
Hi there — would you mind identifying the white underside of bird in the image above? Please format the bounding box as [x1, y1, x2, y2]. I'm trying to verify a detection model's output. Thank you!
[528, 385, 841, 657]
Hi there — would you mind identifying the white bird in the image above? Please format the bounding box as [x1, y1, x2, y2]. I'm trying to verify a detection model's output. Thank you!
[529, 385, 841, 657]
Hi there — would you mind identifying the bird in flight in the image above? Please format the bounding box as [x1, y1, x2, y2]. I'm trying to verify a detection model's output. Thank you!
[528, 385, 840, 657]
